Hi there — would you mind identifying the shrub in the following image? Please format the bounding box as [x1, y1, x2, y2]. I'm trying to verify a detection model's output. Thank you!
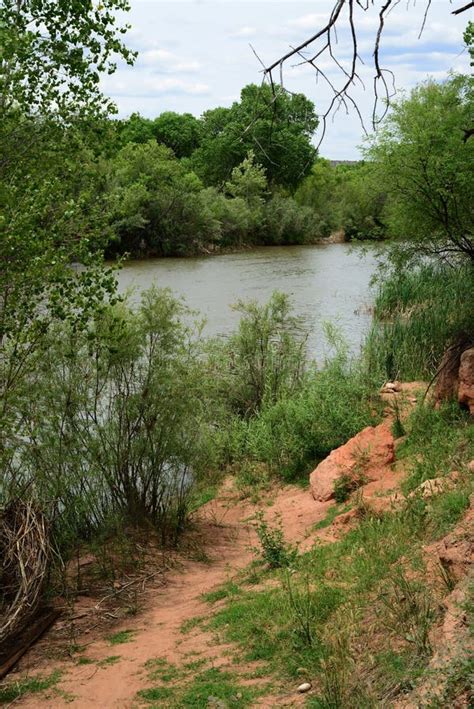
[224, 340, 379, 481]
[252, 512, 298, 568]
[333, 474, 356, 503]
[261, 194, 325, 245]
[209, 292, 307, 419]
[396, 402, 474, 495]
[1, 288, 212, 552]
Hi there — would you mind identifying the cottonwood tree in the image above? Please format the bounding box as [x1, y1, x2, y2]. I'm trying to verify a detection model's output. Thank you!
[367, 76, 474, 264]
[0, 1, 134, 334]
[190, 83, 318, 188]
[0, 1, 134, 444]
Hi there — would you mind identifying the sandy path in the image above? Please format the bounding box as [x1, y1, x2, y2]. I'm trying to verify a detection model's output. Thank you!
[18, 482, 330, 709]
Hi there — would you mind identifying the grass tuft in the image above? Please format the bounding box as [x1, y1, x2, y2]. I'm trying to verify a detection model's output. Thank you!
[0, 671, 61, 704]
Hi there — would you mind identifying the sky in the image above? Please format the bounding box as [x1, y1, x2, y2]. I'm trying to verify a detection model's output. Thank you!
[101, 1, 472, 160]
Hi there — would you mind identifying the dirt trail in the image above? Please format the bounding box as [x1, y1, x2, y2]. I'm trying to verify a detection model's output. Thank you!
[17, 482, 333, 709]
[15, 417, 407, 708]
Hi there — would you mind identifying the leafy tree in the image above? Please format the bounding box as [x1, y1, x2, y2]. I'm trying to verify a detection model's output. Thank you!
[117, 112, 155, 145]
[225, 151, 267, 205]
[152, 111, 202, 158]
[295, 159, 386, 240]
[335, 163, 387, 241]
[198, 188, 255, 249]
[261, 194, 323, 246]
[295, 158, 341, 237]
[0, 1, 133, 447]
[1, 0, 134, 345]
[295, 159, 338, 213]
[210, 292, 307, 418]
[0, 0, 135, 117]
[367, 75, 474, 263]
[191, 84, 318, 188]
[465, 21, 474, 66]
[108, 141, 215, 256]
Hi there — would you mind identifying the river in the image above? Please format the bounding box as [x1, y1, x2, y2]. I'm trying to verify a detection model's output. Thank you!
[115, 243, 380, 361]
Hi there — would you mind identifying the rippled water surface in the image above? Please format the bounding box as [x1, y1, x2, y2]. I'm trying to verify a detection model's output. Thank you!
[115, 243, 380, 360]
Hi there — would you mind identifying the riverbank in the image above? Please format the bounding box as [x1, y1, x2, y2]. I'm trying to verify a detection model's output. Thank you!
[4, 384, 473, 707]
[109, 230, 349, 261]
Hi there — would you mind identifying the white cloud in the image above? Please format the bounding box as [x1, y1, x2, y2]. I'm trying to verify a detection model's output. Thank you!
[289, 13, 329, 30]
[138, 48, 202, 73]
[230, 25, 257, 38]
[102, 74, 210, 97]
[140, 48, 174, 63]
[144, 77, 210, 95]
[173, 60, 202, 72]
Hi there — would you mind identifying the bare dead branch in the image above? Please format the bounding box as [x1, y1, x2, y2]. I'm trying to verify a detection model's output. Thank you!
[452, 1, 474, 15]
[261, 0, 456, 142]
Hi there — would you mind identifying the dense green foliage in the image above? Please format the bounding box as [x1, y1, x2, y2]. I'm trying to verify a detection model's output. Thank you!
[222, 346, 379, 482]
[295, 159, 387, 241]
[107, 141, 209, 256]
[1, 290, 213, 545]
[366, 75, 474, 264]
[0, 1, 133, 514]
[189, 84, 318, 188]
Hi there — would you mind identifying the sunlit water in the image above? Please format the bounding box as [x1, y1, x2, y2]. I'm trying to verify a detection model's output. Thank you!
[115, 243, 380, 361]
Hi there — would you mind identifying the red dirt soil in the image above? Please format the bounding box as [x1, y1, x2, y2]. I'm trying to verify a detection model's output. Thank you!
[15, 481, 336, 708]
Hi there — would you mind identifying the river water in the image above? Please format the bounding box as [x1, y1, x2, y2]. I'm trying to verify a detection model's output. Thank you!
[115, 243, 380, 361]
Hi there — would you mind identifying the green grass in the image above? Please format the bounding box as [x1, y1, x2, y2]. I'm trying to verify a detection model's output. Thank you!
[397, 403, 474, 495]
[202, 581, 243, 604]
[137, 662, 265, 707]
[189, 484, 219, 513]
[178, 667, 261, 708]
[222, 345, 382, 484]
[183, 657, 209, 672]
[206, 412, 472, 693]
[137, 685, 174, 703]
[427, 488, 472, 538]
[107, 629, 135, 645]
[364, 263, 474, 380]
[98, 655, 121, 667]
[180, 615, 206, 634]
[312, 503, 352, 531]
[205, 439, 473, 704]
[144, 657, 182, 683]
[424, 654, 474, 708]
[0, 671, 61, 704]
[76, 656, 94, 666]
[209, 582, 342, 677]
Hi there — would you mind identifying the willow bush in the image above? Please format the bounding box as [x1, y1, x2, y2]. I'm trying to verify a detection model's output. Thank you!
[206, 292, 308, 420]
[1, 288, 212, 551]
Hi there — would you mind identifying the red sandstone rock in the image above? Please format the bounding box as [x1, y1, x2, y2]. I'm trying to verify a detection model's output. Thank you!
[309, 423, 395, 502]
[428, 494, 474, 582]
[458, 347, 474, 415]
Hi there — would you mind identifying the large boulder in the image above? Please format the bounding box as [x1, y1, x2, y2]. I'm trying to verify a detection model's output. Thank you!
[309, 423, 395, 502]
[458, 347, 474, 415]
